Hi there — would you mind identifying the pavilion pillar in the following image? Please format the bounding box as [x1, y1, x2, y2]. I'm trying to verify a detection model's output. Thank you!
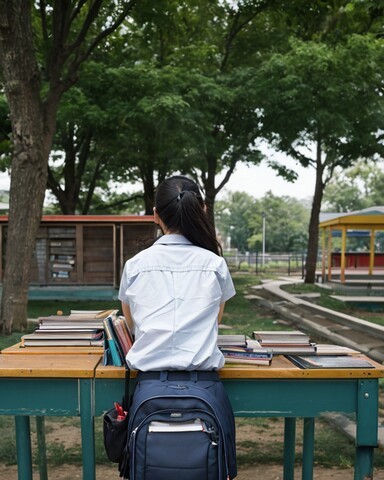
[321, 227, 326, 282]
[327, 227, 333, 282]
[369, 228, 375, 275]
[341, 227, 346, 283]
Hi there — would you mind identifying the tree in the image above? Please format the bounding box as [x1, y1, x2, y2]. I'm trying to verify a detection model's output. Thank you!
[215, 191, 256, 253]
[256, 35, 384, 283]
[215, 190, 310, 254]
[323, 160, 384, 212]
[46, 62, 146, 215]
[0, 1, 137, 333]
[97, 0, 282, 222]
[247, 192, 309, 253]
[42, 1, 271, 217]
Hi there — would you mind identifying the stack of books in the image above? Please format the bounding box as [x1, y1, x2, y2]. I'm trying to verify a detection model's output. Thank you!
[217, 334, 247, 349]
[252, 330, 317, 354]
[217, 334, 273, 365]
[21, 309, 117, 347]
[20, 309, 134, 367]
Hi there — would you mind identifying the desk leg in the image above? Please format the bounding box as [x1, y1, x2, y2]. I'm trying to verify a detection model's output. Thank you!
[284, 417, 296, 480]
[354, 379, 378, 480]
[302, 418, 314, 480]
[354, 446, 373, 480]
[15, 416, 32, 480]
[79, 379, 95, 480]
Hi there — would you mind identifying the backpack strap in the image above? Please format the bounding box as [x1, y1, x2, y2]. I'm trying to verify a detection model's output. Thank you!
[123, 367, 132, 410]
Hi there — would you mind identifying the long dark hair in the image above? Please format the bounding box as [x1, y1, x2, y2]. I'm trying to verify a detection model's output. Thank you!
[155, 176, 223, 256]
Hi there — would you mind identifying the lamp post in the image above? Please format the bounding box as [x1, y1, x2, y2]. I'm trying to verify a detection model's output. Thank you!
[262, 212, 266, 267]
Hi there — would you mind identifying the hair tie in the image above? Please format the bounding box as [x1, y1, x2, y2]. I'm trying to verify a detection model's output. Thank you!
[176, 190, 197, 202]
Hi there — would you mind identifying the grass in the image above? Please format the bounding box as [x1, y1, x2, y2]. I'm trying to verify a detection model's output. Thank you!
[0, 273, 383, 470]
[281, 281, 384, 326]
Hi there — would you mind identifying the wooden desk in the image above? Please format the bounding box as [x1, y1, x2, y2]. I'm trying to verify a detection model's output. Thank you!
[0, 354, 101, 480]
[0, 352, 383, 480]
[2, 342, 104, 355]
[96, 356, 384, 480]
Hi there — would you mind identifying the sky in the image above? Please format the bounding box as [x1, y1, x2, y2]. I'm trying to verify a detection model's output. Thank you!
[219, 159, 316, 200]
[0, 173, 10, 191]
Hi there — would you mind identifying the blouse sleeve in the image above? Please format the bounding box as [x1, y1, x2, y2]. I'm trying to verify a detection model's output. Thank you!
[118, 261, 134, 304]
[218, 258, 236, 303]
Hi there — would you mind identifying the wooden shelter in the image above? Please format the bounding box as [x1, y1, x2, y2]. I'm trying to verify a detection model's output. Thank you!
[0, 215, 156, 287]
[319, 206, 384, 283]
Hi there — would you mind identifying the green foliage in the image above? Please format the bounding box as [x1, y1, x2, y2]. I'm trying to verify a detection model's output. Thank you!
[324, 160, 384, 213]
[216, 191, 256, 253]
[216, 190, 310, 254]
[257, 35, 384, 166]
[0, 417, 16, 464]
[221, 273, 284, 334]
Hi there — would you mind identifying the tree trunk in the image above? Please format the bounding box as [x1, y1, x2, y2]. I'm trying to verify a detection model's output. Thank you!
[202, 154, 217, 227]
[0, 0, 137, 333]
[304, 141, 325, 284]
[0, 1, 53, 332]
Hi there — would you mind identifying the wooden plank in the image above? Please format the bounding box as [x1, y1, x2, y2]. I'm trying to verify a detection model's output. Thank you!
[76, 224, 84, 283]
[0, 354, 102, 378]
[2, 343, 104, 355]
[95, 355, 384, 380]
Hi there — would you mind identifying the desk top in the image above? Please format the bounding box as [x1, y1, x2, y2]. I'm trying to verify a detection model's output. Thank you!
[95, 355, 384, 380]
[2, 343, 104, 355]
[2, 342, 384, 380]
[0, 354, 101, 378]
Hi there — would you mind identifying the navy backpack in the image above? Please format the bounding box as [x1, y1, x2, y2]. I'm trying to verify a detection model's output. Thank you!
[116, 371, 237, 480]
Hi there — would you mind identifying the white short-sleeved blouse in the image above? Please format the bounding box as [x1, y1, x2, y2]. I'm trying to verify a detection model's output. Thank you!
[118, 234, 236, 371]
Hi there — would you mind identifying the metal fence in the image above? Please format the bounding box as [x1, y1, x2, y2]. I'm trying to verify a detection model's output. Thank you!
[224, 252, 307, 276]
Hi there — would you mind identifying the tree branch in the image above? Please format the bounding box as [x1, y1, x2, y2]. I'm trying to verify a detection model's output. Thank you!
[93, 193, 144, 212]
[221, 1, 270, 71]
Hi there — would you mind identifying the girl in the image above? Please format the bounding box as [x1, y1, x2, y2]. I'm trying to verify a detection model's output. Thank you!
[119, 175, 236, 372]
[118, 175, 237, 479]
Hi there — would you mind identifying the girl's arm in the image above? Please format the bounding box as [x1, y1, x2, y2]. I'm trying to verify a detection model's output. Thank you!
[121, 302, 134, 331]
[218, 303, 225, 324]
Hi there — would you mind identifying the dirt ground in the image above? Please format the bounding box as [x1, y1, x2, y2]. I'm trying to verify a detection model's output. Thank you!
[1, 416, 383, 479]
[2, 463, 384, 480]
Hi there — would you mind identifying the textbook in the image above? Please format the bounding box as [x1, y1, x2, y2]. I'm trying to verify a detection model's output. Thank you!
[314, 344, 360, 355]
[68, 309, 118, 320]
[222, 350, 273, 366]
[253, 330, 310, 345]
[38, 319, 106, 330]
[217, 334, 247, 348]
[20, 329, 104, 347]
[38, 309, 119, 330]
[252, 330, 316, 354]
[102, 314, 134, 366]
[286, 354, 374, 369]
[21, 310, 119, 348]
[20, 337, 105, 347]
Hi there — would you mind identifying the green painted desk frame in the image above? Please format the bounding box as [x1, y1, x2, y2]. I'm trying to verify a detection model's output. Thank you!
[0, 377, 94, 480]
[0, 361, 380, 480]
[94, 375, 379, 480]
